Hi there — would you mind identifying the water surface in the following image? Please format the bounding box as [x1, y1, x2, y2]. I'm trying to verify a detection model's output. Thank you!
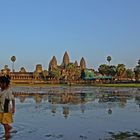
[1, 86, 140, 140]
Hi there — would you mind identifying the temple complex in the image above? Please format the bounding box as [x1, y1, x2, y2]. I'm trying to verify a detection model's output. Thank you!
[0, 51, 113, 84]
[0, 51, 86, 84]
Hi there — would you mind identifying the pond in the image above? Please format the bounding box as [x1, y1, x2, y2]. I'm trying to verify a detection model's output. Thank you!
[0, 86, 140, 140]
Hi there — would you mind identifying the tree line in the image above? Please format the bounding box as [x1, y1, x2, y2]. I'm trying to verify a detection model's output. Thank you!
[98, 56, 140, 82]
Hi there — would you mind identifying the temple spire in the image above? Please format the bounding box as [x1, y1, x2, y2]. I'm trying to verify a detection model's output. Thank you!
[74, 60, 78, 67]
[80, 57, 86, 70]
[49, 56, 57, 71]
[62, 51, 70, 67]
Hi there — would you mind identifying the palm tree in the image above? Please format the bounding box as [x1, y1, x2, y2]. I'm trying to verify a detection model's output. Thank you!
[107, 56, 112, 65]
[11, 56, 16, 72]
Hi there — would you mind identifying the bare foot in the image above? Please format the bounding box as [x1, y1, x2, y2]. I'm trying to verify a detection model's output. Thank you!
[4, 132, 11, 139]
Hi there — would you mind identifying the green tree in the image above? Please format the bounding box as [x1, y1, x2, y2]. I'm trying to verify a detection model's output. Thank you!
[108, 65, 117, 77]
[74, 69, 81, 80]
[107, 56, 112, 65]
[134, 60, 140, 81]
[49, 69, 61, 80]
[98, 64, 109, 76]
[66, 63, 76, 70]
[11, 56, 16, 72]
[116, 64, 126, 80]
[66, 63, 77, 80]
[4, 65, 8, 69]
[126, 69, 134, 80]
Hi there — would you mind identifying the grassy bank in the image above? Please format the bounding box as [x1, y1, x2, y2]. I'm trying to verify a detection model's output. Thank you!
[92, 83, 140, 87]
[11, 83, 140, 87]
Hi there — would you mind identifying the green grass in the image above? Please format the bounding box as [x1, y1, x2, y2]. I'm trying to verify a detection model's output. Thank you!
[11, 83, 67, 87]
[11, 83, 140, 87]
[93, 83, 140, 87]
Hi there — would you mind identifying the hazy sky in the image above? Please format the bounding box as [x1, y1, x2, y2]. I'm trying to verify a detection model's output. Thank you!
[0, 0, 140, 71]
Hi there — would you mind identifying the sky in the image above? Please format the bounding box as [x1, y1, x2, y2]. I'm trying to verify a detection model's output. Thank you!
[0, 0, 140, 72]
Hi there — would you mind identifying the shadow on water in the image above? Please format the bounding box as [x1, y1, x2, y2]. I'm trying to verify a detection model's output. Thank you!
[3, 86, 140, 140]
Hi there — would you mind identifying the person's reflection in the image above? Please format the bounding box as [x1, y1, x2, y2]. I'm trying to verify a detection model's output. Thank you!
[63, 106, 69, 119]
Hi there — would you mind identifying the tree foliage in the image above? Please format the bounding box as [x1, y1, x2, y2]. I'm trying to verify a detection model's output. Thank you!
[98, 64, 109, 76]
[116, 64, 126, 79]
[107, 56, 112, 65]
[11, 56, 16, 62]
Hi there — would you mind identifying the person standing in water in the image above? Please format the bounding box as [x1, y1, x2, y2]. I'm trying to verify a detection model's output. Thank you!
[0, 76, 15, 138]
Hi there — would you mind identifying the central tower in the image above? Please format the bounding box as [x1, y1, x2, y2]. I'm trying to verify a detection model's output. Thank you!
[62, 51, 70, 67]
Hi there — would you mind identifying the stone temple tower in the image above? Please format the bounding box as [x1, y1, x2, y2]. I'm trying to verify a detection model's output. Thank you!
[35, 64, 43, 73]
[74, 60, 78, 67]
[49, 56, 57, 71]
[62, 51, 70, 67]
[80, 57, 86, 70]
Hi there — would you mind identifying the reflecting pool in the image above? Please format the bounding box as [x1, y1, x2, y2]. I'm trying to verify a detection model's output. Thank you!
[1, 86, 140, 140]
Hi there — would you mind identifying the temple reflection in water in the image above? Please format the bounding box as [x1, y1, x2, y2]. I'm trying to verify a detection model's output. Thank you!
[13, 89, 140, 118]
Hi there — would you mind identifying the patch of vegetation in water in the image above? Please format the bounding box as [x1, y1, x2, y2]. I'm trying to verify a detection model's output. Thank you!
[108, 131, 140, 140]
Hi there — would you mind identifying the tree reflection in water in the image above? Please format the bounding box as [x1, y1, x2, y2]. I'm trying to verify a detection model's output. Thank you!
[11, 87, 140, 140]
[63, 106, 69, 119]
[13, 90, 140, 118]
